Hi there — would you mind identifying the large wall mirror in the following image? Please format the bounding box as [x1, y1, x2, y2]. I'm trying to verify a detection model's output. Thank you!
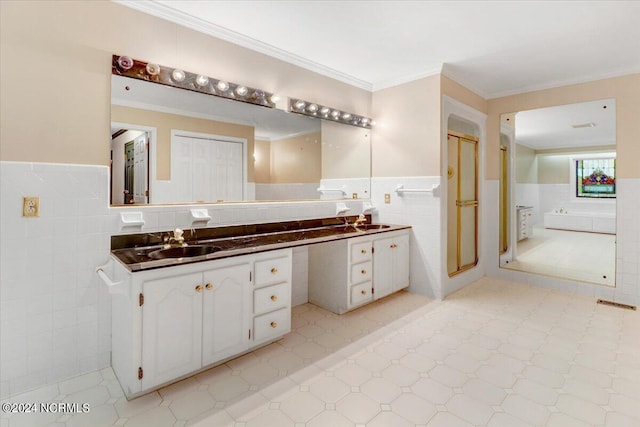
[499, 99, 617, 287]
[110, 74, 371, 205]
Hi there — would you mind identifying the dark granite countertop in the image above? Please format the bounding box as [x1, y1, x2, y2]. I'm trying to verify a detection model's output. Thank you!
[111, 216, 411, 272]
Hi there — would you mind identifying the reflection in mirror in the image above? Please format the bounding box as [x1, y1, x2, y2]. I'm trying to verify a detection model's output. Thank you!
[499, 99, 617, 287]
[110, 75, 371, 205]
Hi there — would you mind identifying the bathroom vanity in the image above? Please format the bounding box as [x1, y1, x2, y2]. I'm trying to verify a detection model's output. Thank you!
[106, 216, 411, 398]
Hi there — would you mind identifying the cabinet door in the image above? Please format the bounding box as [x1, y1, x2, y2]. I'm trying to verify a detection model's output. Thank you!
[373, 236, 394, 300]
[202, 263, 252, 366]
[392, 234, 410, 292]
[142, 273, 203, 390]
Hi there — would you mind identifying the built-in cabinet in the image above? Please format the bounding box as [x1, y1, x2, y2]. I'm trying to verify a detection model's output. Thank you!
[517, 207, 533, 241]
[308, 230, 410, 314]
[111, 249, 291, 398]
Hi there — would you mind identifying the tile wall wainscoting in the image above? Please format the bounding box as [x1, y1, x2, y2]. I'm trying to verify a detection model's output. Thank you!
[485, 179, 639, 306]
[370, 177, 442, 300]
[0, 161, 362, 399]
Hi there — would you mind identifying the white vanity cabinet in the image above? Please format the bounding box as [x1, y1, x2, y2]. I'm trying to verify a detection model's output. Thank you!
[111, 248, 291, 399]
[308, 229, 410, 314]
[373, 233, 410, 300]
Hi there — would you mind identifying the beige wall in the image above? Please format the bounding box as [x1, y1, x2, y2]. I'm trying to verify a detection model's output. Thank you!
[441, 75, 488, 116]
[515, 144, 537, 184]
[321, 121, 370, 179]
[111, 106, 255, 181]
[270, 132, 321, 183]
[372, 75, 441, 177]
[536, 147, 617, 185]
[0, 1, 371, 165]
[487, 74, 640, 180]
[254, 139, 271, 184]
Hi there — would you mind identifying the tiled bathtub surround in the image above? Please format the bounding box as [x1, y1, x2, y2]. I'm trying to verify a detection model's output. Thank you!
[2, 278, 639, 427]
[0, 161, 363, 399]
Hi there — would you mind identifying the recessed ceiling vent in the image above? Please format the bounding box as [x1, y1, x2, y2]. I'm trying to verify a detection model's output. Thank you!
[571, 122, 596, 128]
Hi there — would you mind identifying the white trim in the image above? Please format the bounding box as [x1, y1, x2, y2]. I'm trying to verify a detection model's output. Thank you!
[372, 64, 444, 92]
[113, 0, 372, 91]
[171, 129, 249, 201]
[110, 122, 157, 204]
[441, 95, 487, 297]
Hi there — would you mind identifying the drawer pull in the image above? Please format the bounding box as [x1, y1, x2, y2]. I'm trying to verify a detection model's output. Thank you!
[361, 269, 367, 275]
[205, 283, 212, 290]
[270, 295, 278, 302]
[271, 267, 278, 274]
[361, 249, 367, 254]
[195, 285, 203, 293]
[270, 321, 278, 328]
[361, 289, 367, 295]
[390, 243, 397, 249]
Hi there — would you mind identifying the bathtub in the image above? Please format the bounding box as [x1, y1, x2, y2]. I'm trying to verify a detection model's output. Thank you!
[544, 211, 616, 234]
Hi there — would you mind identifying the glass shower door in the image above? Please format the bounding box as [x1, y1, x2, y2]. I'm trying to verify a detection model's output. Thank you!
[447, 131, 478, 277]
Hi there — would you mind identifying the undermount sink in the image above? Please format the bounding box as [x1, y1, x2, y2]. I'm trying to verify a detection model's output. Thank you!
[148, 245, 221, 260]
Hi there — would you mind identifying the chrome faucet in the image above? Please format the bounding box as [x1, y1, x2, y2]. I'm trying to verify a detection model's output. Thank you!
[164, 228, 186, 248]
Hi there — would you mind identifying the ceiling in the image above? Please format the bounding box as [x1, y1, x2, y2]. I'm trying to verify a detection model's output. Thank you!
[116, 1, 640, 98]
[513, 99, 616, 150]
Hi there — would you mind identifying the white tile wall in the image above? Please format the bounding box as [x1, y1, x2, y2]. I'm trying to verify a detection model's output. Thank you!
[0, 161, 364, 399]
[370, 176, 440, 299]
[254, 183, 318, 201]
[485, 178, 639, 307]
[319, 178, 371, 200]
[291, 247, 309, 306]
[515, 183, 541, 223]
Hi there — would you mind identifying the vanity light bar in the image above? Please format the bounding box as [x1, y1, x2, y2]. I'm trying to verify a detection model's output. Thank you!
[288, 97, 373, 129]
[112, 55, 277, 108]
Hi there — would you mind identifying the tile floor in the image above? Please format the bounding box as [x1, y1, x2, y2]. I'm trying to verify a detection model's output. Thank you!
[2, 277, 639, 427]
[504, 226, 616, 286]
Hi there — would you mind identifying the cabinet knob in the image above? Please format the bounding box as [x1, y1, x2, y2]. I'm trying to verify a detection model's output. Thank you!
[195, 285, 203, 293]
[390, 243, 397, 249]
[361, 249, 367, 254]
[205, 283, 212, 290]
[270, 321, 278, 328]
[270, 295, 278, 302]
[271, 267, 278, 274]
[361, 289, 367, 295]
[361, 269, 367, 275]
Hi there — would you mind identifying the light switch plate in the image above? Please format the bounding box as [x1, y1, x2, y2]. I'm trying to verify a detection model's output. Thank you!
[384, 193, 391, 204]
[22, 196, 39, 217]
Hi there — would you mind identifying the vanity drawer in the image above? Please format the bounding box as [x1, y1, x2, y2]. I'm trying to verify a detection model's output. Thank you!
[255, 256, 290, 288]
[350, 261, 372, 284]
[350, 241, 372, 264]
[350, 281, 373, 307]
[254, 282, 289, 315]
[253, 308, 290, 343]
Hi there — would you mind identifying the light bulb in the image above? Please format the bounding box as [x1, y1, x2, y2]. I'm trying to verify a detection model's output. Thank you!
[330, 110, 340, 119]
[235, 86, 248, 96]
[146, 63, 160, 76]
[270, 95, 280, 103]
[294, 100, 306, 110]
[361, 118, 370, 126]
[216, 81, 229, 91]
[341, 113, 352, 120]
[171, 69, 186, 82]
[117, 56, 134, 71]
[195, 75, 209, 87]
[320, 107, 330, 116]
[307, 104, 318, 113]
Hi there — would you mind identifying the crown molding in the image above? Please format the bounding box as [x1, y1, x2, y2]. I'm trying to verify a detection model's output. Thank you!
[371, 64, 444, 92]
[485, 66, 640, 99]
[113, 0, 373, 91]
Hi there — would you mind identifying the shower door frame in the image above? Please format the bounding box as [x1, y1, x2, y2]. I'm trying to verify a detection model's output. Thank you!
[448, 130, 479, 277]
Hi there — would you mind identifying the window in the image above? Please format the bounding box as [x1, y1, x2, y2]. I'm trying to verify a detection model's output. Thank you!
[576, 157, 616, 199]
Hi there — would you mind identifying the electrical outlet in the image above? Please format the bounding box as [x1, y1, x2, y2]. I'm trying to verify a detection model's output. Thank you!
[352, 193, 358, 199]
[22, 196, 39, 217]
[384, 193, 391, 204]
